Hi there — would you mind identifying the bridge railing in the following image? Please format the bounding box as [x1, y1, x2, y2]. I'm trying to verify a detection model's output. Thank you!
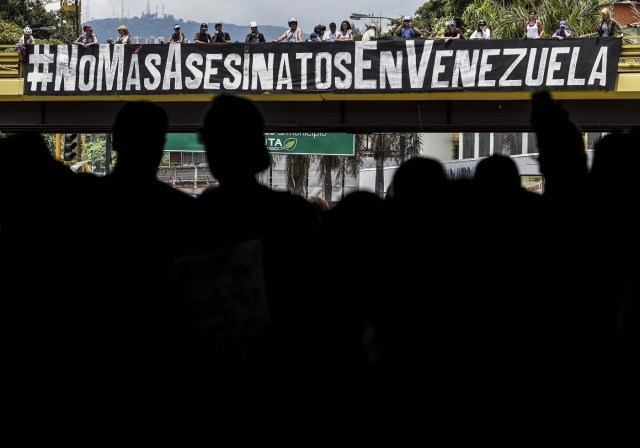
[1, 42, 639, 80]
[0, 45, 19, 78]
[619, 43, 640, 72]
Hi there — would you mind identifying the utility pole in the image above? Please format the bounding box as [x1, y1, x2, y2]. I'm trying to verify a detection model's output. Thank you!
[105, 133, 112, 175]
[60, 1, 82, 38]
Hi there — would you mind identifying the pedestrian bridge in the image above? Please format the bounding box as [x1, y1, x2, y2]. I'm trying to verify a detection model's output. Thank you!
[0, 40, 639, 132]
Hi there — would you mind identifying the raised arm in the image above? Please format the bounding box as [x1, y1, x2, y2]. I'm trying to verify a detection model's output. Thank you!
[273, 31, 287, 42]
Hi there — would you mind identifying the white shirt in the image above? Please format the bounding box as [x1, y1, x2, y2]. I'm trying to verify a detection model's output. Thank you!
[336, 29, 353, 41]
[362, 29, 376, 41]
[323, 31, 337, 42]
[469, 28, 490, 39]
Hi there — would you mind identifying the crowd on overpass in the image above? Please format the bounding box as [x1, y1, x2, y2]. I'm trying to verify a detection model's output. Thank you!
[1, 92, 637, 386]
[14, 6, 626, 60]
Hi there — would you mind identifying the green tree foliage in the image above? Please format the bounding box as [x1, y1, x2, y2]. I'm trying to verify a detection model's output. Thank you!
[83, 135, 112, 173]
[0, 1, 71, 44]
[0, 0, 56, 28]
[414, 0, 615, 39]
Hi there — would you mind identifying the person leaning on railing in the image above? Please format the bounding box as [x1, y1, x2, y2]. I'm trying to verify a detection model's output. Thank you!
[552, 21, 573, 41]
[469, 20, 490, 39]
[16, 26, 35, 77]
[75, 25, 98, 48]
[17, 27, 35, 60]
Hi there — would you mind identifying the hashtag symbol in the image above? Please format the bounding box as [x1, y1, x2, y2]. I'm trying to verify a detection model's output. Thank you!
[27, 45, 55, 92]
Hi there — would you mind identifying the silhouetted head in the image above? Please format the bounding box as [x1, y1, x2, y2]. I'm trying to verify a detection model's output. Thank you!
[474, 154, 521, 194]
[308, 195, 330, 217]
[200, 95, 270, 184]
[1, 133, 70, 206]
[112, 101, 168, 174]
[390, 157, 447, 201]
[531, 92, 587, 189]
[591, 132, 640, 193]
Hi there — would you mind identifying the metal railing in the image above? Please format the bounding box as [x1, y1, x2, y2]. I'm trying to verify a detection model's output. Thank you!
[0, 45, 19, 78]
[619, 43, 640, 72]
[1, 42, 639, 80]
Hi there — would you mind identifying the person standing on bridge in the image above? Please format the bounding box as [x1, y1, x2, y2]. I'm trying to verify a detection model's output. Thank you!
[194, 23, 212, 43]
[212, 23, 231, 43]
[75, 25, 98, 48]
[362, 23, 376, 42]
[597, 8, 623, 38]
[273, 18, 303, 42]
[552, 21, 573, 41]
[245, 22, 266, 43]
[524, 9, 544, 39]
[396, 16, 422, 38]
[441, 20, 464, 42]
[168, 24, 186, 43]
[107, 25, 131, 44]
[323, 22, 338, 42]
[336, 20, 354, 41]
[16, 26, 35, 76]
[469, 20, 491, 39]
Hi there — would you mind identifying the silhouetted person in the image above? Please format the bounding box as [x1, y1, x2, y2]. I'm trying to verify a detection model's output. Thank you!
[531, 92, 593, 366]
[588, 132, 639, 359]
[388, 157, 447, 203]
[0, 132, 92, 377]
[98, 101, 196, 368]
[319, 192, 386, 372]
[195, 95, 320, 372]
[531, 92, 588, 198]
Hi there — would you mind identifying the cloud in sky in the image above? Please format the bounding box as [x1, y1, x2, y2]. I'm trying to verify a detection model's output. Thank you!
[78, 0, 424, 34]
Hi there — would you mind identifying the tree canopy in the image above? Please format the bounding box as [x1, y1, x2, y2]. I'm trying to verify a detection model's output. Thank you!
[0, 0, 74, 44]
[412, 0, 630, 38]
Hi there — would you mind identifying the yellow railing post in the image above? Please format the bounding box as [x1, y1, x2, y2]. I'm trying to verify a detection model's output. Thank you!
[55, 133, 62, 161]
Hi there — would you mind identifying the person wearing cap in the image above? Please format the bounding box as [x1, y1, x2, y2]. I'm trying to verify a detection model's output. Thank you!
[75, 25, 98, 48]
[212, 23, 231, 43]
[552, 21, 573, 40]
[313, 24, 327, 40]
[469, 20, 490, 39]
[108, 25, 131, 44]
[168, 24, 186, 43]
[194, 23, 212, 43]
[441, 19, 464, 42]
[273, 18, 303, 42]
[245, 22, 265, 42]
[396, 16, 422, 38]
[361, 23, 377, 41]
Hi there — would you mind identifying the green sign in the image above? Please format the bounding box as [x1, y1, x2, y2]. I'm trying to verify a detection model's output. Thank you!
[164, 133, 204, 152]
[165, 133, 355, 156]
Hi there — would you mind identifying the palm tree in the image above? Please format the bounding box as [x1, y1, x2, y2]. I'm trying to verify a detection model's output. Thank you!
[369, 132, 423, 198]
[316, 155, 339, 205]
[285, 154, 312, 197]
[463, 0, 601, 39]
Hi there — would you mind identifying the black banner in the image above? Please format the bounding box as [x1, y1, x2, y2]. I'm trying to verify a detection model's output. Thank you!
[24, 38, 621, 96]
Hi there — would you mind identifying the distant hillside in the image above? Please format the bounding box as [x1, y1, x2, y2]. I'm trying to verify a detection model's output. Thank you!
[86, 15, 302, 43]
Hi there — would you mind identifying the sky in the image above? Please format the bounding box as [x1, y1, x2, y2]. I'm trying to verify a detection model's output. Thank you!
[60, 0, 426, 34]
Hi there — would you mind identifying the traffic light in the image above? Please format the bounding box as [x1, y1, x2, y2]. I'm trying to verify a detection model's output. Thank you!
[63, 133, 77, 161]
